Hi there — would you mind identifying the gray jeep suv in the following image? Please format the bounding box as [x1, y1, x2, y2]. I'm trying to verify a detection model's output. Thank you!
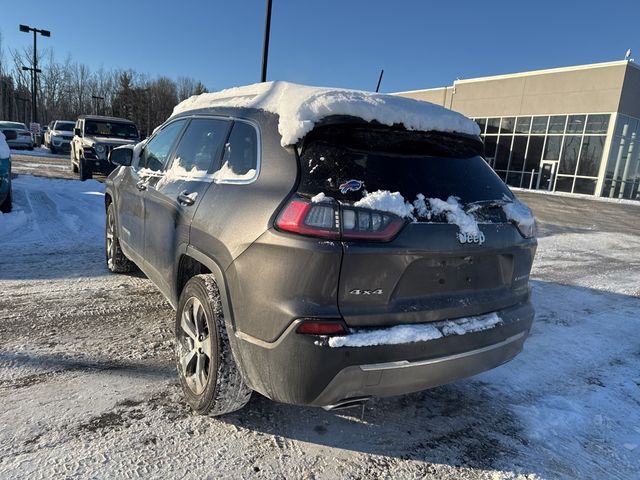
[105, 83, 536, 415]
[72, 115, 139, 180]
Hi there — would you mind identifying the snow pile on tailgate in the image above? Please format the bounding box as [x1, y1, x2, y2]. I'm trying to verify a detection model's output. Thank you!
[171, 81, 480, 146]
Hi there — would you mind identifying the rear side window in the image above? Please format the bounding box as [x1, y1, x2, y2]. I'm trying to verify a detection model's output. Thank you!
[169, 118, 230, 175]
[299, 125, 512, 210]
[213, 121, 258, 183]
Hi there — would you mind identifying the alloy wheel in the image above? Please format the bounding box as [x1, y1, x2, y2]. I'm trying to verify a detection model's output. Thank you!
[106, 208, 115, 264]
[177, 297, 212, 395]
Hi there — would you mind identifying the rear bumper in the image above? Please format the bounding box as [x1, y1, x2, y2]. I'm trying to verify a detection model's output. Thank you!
[7, 138, 33, 148]
[316, 329, 526, 408]
[233, 300, 534, 407]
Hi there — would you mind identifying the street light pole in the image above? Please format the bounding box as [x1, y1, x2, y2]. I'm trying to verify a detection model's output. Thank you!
[261, 0, 273, 82]
[375, 69, 384, 93]
[17, 97, 29, 124]
[19, 24, 51, 125]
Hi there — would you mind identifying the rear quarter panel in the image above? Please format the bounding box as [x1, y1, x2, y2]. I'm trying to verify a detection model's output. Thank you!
[188, 109, 303, 328]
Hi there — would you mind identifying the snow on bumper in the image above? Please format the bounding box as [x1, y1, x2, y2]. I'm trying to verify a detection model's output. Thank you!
[328, 312, 501, 347]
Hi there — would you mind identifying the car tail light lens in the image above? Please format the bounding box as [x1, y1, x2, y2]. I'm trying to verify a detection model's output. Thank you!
[276, 197, 406, 242]
[276, 198, 340, 239]
[340, 206, 406, 241]
[514, 219, 537, 239]
[296, 320, 347, 335]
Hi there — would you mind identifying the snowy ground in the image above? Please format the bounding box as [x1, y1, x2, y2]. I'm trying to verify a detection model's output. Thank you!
[10, 147, 75, 181]
[0, 174, 639, 479]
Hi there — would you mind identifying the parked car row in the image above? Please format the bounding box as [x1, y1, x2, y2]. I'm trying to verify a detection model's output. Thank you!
[2, 114, 141, 181]
[0, 121, 34, 150]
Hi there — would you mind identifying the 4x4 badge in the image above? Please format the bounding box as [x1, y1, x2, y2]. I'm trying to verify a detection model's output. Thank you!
[458, 231, 485, 245]
[339, 179, 365, 194]
[349, 289, 383, 295]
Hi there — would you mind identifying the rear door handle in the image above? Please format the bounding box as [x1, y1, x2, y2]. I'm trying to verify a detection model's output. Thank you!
[178, 191, 196, 206]
[136, 180, 147, 191]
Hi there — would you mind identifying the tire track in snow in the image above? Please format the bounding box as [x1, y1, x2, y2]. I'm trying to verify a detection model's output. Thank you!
[27, 191, 76, 246]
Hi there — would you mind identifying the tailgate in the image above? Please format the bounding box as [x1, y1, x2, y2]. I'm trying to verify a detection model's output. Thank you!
[337, 222, 536, 327]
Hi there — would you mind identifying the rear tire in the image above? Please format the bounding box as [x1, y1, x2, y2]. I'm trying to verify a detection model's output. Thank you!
[70, 151, 78, 173]
[106, 203, 134, 273]
[0, 187, 11, 214]
[79, 158, 92, 181]
[175, 274, 252, 416]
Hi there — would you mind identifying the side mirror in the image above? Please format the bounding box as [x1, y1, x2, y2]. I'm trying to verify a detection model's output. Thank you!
[109, 147, 133, 167]
[3, 130, 18, 141]
[74, 128, 81, 136]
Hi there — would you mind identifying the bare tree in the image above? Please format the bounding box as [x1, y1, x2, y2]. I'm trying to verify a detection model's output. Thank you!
[177, 76, 208, 102]
[0, 43, 208, 127]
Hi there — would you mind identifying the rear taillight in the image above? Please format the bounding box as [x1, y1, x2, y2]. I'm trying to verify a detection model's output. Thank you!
[276, 198, 340, 239]
[275, 197, 406, 242]
[340, 206, 406, 241]
[296, 320, 347, 335]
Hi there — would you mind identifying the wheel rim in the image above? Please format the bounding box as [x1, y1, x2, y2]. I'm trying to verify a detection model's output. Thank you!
[177, 297, 212, 395]
[106, 208, 114, 263]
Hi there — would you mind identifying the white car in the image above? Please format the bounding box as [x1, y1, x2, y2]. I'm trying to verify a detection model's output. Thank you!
[0, 121, 34, 150]
[44, 120, 75, 154]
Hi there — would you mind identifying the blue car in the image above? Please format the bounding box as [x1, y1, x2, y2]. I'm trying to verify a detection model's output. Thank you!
[0, 131, 12, 213]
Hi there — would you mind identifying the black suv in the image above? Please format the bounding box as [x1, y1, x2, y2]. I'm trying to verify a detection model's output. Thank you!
[72, 115, 140, 180]
[105, 85, 536, 415]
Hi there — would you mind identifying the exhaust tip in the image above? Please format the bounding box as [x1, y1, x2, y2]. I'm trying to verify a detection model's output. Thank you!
[322, 396, 370, 411]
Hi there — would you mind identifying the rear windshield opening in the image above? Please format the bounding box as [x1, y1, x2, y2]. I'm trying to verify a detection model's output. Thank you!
[298, 124, 513, 221]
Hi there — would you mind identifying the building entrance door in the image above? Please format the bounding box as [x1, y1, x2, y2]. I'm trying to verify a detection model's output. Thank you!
[536, 161, 557, 191]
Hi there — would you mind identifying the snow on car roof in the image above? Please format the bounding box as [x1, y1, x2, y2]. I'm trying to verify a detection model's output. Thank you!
[171, 80, 480, 146]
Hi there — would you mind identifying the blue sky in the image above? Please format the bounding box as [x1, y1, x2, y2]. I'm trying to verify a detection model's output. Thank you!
[1, 0, 639, 93]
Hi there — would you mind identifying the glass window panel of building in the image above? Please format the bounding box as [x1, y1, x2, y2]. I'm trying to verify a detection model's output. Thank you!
[476, 113, 610, 195]
[486, 118, 500, 134]
[603, 114, 640, 199]
[548, 115, 567, 134]
[531, 116, 548, 134]
[585, 114, 609, 134]
[494, 136, 512, 174]
[577, 136, 605, 177]
[559, 136, 581, 175]
[566, 115, 586, 134]
[515, 117, 531, 134]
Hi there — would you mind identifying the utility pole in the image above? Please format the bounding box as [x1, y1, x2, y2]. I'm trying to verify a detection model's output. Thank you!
[17, 97, 29, 124]
[19, 24, 51, 125]
[92, 95, 104, 115]
[261, 0, 273, 82]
